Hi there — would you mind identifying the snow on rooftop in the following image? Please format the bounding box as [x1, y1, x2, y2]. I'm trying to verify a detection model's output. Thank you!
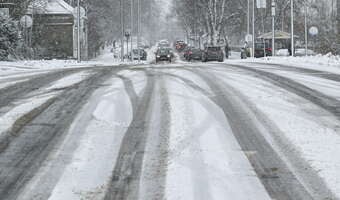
[28, 0, 74, 15]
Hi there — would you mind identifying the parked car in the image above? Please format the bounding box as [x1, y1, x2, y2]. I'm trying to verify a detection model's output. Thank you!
[175, 40, 187, 52]
[156, 48, 172, 63]
[130, 49, 147, 60]
[254, 42, 272, 58]
[295, 48, 316, 56]
[275, 49, 290, 57]
[202, 46, 224, 62]
[183, 47, 193, 60]
[187, 48, 202, 61]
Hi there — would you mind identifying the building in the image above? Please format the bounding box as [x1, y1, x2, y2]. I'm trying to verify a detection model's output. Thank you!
[27, 0, 88, 60]
[0, 0, 16, 17]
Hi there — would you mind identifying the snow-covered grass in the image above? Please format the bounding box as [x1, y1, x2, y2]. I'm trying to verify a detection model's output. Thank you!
[0, 47, 152, 78]
[230, 53, 340, 74]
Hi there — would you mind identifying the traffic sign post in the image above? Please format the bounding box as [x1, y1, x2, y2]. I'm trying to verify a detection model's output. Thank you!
[309, 26, 318, 52]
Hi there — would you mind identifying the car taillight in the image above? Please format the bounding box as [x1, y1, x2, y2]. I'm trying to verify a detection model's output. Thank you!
[189, 51, 192, 54]
[266, 48, 272, 52]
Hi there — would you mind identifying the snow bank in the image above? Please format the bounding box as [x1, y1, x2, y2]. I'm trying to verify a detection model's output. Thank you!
[232, 54, 340, 74]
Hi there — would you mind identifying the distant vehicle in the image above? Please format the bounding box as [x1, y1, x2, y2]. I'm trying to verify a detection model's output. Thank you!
[175, 40, 187, 52]
[254, 42, 272, 58]
[187, 48, 202, 61]
[164, 47, 175, 58]
[295, 48, 316, 56]
[130, 49, 147, 60]
[156, 48, 172, 63]
[183, 47, 193, 60]
[275, 49, 290, 57]
[202, 46, 224, 62]
[158, 40, 170, 48]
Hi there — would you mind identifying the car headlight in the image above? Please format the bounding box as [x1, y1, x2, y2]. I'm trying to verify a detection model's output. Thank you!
[167, 55, 170, 57]
[157, 55, 160, 58]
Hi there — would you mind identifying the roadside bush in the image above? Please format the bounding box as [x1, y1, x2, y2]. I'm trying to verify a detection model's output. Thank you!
[0, 15, 19, 60]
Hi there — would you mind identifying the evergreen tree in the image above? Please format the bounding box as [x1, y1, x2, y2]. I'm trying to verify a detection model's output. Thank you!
[0, 15, 19, 60]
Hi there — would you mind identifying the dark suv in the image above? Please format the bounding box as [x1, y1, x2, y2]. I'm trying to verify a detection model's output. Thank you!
[156, 48, 172, 63]
[202, 46, 224, 62]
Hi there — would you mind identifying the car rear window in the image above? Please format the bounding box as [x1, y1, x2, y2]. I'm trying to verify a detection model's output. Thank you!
[207, 47, 221, 51]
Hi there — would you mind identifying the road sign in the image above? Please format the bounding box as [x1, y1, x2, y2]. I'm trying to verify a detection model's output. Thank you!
[271, 0, 276, 16]
[245, 34, 253, 42]
[20, 15, 33, 28]
[257, 0, 266, 9]
[309, 26, 318, 36]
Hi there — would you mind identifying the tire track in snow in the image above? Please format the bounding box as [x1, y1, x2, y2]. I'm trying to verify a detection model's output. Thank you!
[104, 71, 156, 200]
[223, 64, 340, 120]
[138, 74, 171, 200]
[182, 68, 315, 200]
[0, 69, 81, 109]
[0, 68, 119, 200]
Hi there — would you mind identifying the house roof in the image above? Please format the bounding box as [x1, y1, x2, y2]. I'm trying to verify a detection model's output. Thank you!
[27, 0, 74, 15]
[258, 31, 299, 40]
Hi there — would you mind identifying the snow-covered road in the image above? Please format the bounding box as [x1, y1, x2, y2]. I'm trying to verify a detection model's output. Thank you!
[0, 57, 340, 200]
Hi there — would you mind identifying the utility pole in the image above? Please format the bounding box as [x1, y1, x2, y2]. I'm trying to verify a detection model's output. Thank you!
[77, 0, 81, 63]
[304, 0, 308, 56]
[252, 0, 255, 58]
[137, 0, 140, 62]
[131, 0, 134, 61]
[247, 0, 250, 36]
[291, 0, 294, 56]
[194, 0, 197, 48]
[272, 0, 276, 56]
[120, 0, 124, 62]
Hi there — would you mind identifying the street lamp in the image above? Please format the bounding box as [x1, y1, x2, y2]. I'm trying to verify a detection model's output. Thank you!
[272, 0, 276, 56]
[125, 30, 131, 60]
[120, 0, 124, 62]
[77, 0, 81, 63]
[304, 0, 308, 56]
[291, 0, 294, 56]
[137, 0, 140, 62]
[130, 0, 134, 61]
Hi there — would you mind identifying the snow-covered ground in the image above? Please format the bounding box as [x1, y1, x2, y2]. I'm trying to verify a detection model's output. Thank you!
[209, 69, 340, 198]
[164, 70, 271, 200]
[229, 54, 340, 74]
[2, 49, 340, 199]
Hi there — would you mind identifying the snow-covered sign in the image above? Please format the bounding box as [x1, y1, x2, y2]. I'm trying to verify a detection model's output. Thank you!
[19, 15, 33, 28]
[0, 8, 9, 17]
[309, 26, 319, 36]
[256, 0, 266, 8]
[245, 34, 253, 42]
